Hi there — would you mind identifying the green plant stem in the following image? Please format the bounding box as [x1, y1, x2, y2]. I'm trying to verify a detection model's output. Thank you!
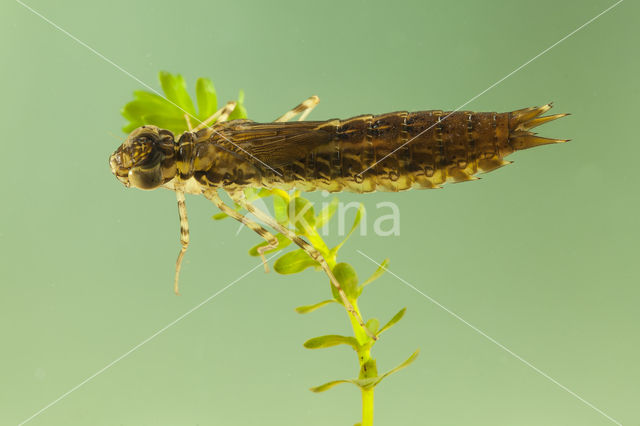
[361, 388, 374, 426]
[347, 299, 377, 425]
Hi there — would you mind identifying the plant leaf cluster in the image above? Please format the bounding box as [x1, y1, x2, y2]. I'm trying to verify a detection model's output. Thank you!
[121, 71, 247, 135]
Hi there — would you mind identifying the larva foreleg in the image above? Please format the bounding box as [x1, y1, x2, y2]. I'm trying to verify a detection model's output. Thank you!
[274, 95, 320, 122]
[173, 190, 189, 295]
[229, 190, 377, 341]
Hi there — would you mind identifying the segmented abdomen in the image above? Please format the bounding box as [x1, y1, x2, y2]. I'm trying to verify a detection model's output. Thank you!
[267, 104, 567, 193]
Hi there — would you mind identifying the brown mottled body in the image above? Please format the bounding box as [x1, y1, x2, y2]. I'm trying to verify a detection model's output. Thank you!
[110, 100, 566, 339]
[162, 104, 567, 196]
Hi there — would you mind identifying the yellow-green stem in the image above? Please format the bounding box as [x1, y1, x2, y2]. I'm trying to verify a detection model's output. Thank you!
[347, 300, 377, 426]
[361, 388, 374, 426]
[327, 257, 376, 425]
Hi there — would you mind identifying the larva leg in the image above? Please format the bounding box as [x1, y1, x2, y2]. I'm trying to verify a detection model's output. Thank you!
[171, 111, 198, 295]
[274, 95, 320, 122]
[183, 114, 193, 131]
[230, 191, 376, 340]
[174, 190, 189, 295]
[203, 189, 278, 272]
[192, 101, 237, 131]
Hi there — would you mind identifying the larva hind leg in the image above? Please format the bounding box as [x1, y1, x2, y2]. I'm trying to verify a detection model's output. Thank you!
[229, 190, 376, 340]
[204, 189, 278, 272]
[192, 101, 238, 131]
[274, 95, 320, 122]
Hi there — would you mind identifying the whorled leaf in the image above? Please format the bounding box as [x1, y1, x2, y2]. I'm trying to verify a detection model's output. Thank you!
[295, 299, 337, 314]
[273, 249, 319, 274]
[332, 203, 365, 253]
[195, 77, 218, 120]
[212, 212, 229, 220]
[359, 258, 390, 289]
[158, 71, 196, 116]
[273, 192, 289, 225]
[315, 198, 339, 229]
[377, 308, 406, 336]
[303, 335, 359, 350]
[121, 71, 247, 136]
[288, 197, 316, 234]
[365, 318, 380, 336]
[311, 350, 419, 392]
[227, 90, 248, 120]
[121, 90, 185, 134]
[373, 350, 420, 387]
[330, 262, 359, 301]
[309, 379, 352, 393]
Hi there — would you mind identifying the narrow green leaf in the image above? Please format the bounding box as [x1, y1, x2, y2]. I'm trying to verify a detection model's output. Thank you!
[304, 228, 330, 257]
[121, 90, 183, 133]
[334, 203, 365, 251]
[366, 318, 380, 335]
[373, 350, 420, 387]
[140, 114, 189, 135]
[295, 299, 337, 314]
[256, 188, 273, 198]
[331, 263, 359, 300]
[304, 335, 359, 350]
[132, 90, 183, 116]
[271, 188, 290, 203]
[288, 197, 316, 234]
[273, 191, 289, 225]
[195, 77, 217, 120]
[360, 258, 390, 289]
[309, 379, 351, 393]
[121, 101, 148, 123]
[212, 212, 228, 220]
[273, 249, 318, 274]
[315, 198, 339, 229]
[243, 187, 259, 201]
[228, 90, 248, 120]
[158, 71, 195, 115]
[248, 233, 291, 256]
[377, 308, 406, 335]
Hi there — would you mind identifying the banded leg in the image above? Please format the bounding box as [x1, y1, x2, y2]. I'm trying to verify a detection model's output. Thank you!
[204, 189, 278, 272]
[172, 103, 239, 294]
[229, 190, 376, 340]
[174, 190, 189, 295]
[274, 95, 320, 122]
[192, 101, 238, 131]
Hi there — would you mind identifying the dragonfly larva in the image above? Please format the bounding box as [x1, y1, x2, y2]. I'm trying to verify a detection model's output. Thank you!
[109, 96, 568, 338]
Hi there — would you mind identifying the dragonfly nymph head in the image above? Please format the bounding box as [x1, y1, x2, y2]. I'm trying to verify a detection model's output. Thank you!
[110, 125, 178, 190]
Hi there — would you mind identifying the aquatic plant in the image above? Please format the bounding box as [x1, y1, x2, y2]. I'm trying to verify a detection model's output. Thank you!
[121, 71, 418, 426]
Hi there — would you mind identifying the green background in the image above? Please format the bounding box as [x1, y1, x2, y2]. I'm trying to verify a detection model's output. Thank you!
[1, 0, 638, 425]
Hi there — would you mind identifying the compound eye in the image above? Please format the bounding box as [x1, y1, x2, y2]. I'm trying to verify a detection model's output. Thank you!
[128, 161, 163, 190]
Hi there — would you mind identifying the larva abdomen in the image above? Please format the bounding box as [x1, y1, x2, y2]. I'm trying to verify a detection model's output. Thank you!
[303, 104, 568, 193]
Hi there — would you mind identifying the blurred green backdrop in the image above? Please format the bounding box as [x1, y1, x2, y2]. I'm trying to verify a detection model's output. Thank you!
[1, 0, 638, 425]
